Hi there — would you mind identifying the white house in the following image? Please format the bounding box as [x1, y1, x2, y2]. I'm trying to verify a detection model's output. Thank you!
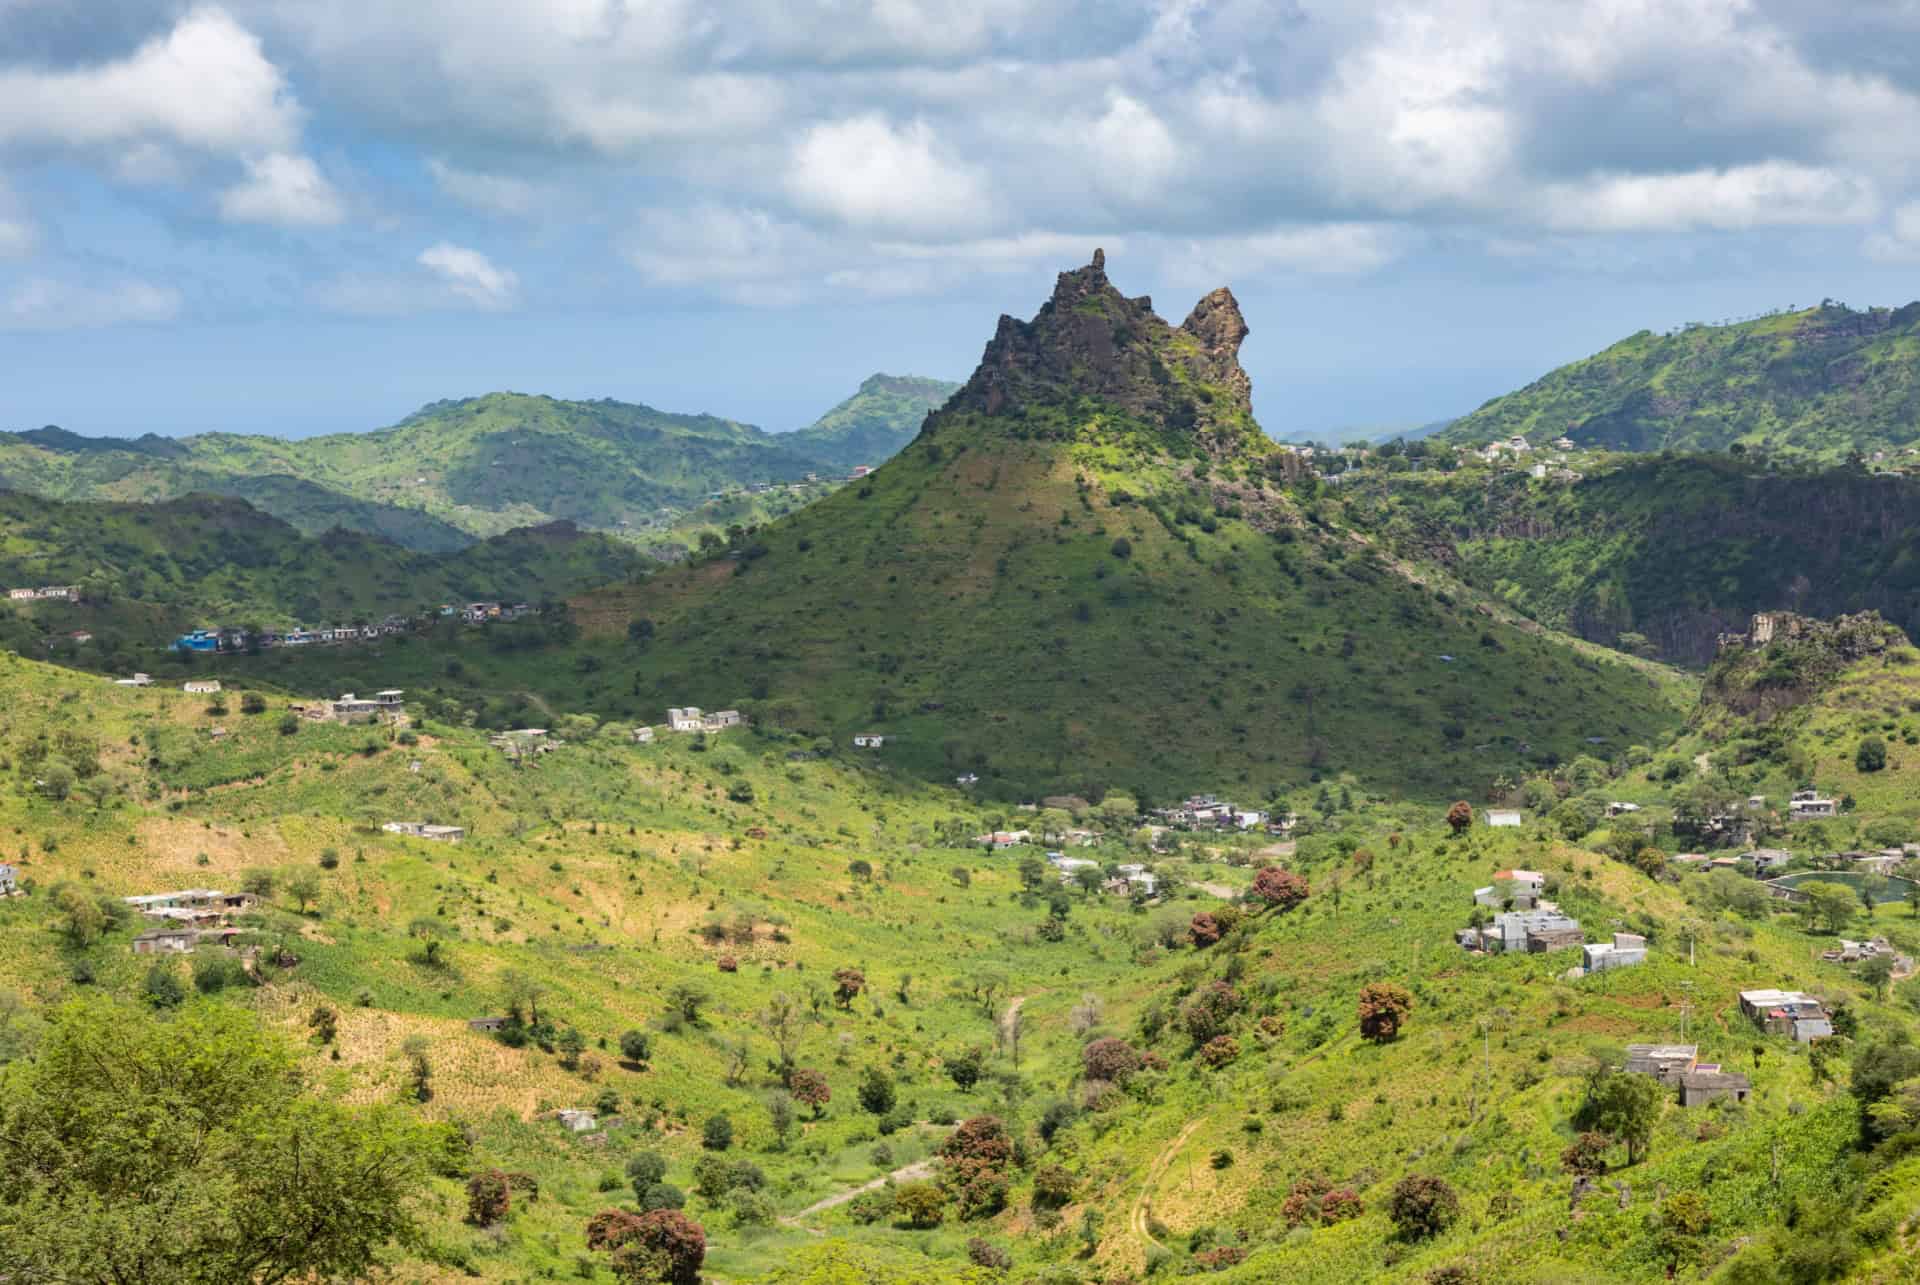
[115, 673, 152, 687]
[667, 707, 744, 733]
[1789, 789, 1837, 821]
[183, 680, 221, 695]
[1582, 932, 1648, 973]
[955, 773, 979, 787]
[1605, 801, 1642, 817]
[853, 733, 888, 748]
[1486, 809, 1523, 828]
[381, 821, 465, 842]
[632, 726, 655, 744]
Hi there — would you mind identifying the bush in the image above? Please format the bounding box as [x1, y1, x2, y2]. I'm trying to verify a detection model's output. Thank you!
[701, 1113, 733, 1152]
[858, 1065, 897, 1115]
[1358, 982, 1413, 1043]
[141, 963, 184, 1009]
[620, 1029, 651, 1064]
[894, 1180, 945, 1228]
[1858, 737, 1888, 773]
[1081, 1037, 1144, 1084]
[1031, 1163, 1075, 1208]
[466, 1169, 511, 1225]
[640, 1182, 686, 1211]
[240, 692, 266, 715]
[626, 1150, 667, 1195]
[1198, 1035, 1240, 1067]
[967, 1237, 1013, 1269]
[1178, 981, 1243, 1044]
[586, 1208, 705, 1285]
[1248, 866, 1309, 911]
[846, 1185, 896, 1224]
[1388, 1175, 1460, 1240]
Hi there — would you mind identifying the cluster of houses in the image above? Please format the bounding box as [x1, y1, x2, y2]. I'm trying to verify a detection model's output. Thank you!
[287, 690, 407, 724]
[1624, 1044, 1753, 1107]
[489, 728, 557, 760]
[169, 604, 536, 655]
[665, 707, 744, 734]
[1152, 795, 1292, 834]
[124, 887, 256, 954]
[381, 821, 466, 842]
[1456, 870, 1648, 974]
[1043, 850, 1159, 897]
[7, 584, 79, 602]
[1670, 841, 1918, 886]
[1822, 937, 1913, 970]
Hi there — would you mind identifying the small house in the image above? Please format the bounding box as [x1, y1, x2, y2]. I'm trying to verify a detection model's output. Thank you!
[632, 726, 655, 744]
[1679, 1066, 1752, 1107]
[0, 863, 16, 895]
[1744, 849, 1793, 874]
[467, 1016, 509, 1032]
[1625, 1044, 1698, 1084]
[1582, 932, 1648, 973]
[1486, 810, 1523, 828]
[183, 680, 222, 695]
[132, 929, 199, 954]
[1790, 789, 1837, 821]
[955, 773, 979, 787]
[381, 822, 465, 843]
[1605, 801, 1642, 817]
[554, 1109, 597, 1133]
[853, 733, 888, 748]
[1491, 869, 1546, 896]
[114, 673, 152, 687]
[1739, 988, 1833, 1042]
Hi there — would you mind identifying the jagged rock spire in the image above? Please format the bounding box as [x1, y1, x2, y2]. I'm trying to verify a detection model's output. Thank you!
[933, 251, 1260, 456]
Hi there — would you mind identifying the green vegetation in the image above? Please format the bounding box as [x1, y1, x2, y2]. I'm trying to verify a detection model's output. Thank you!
[1439, 298, 1920, 457]
[0, 378, 951, 551]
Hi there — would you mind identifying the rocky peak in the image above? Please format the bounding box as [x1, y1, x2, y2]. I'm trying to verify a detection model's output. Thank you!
[935, 251, 1262, 457]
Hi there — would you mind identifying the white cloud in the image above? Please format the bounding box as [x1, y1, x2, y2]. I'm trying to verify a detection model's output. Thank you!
[0, 6, 299, 153]
[0, 277, 181, 331]
[786, 115, 991, 234]
[1865, 202, 1920, 263]
[1540, 162, 1879, 232]
[0, 181, 35, 258]
[427, 159, 538, 217]
[418, 242, 518, 308]
[218, 152, 344, 226]
[1165, 224, 1413, 284]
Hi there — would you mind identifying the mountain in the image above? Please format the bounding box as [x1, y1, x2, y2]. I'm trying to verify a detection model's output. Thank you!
[0, 490, 643, 660]
[550, 252, 1687, 799]
[0, 377, 951, 550]
[783, 373, 959, 470]
[1439, 300, 1920, 456]
[1338, 455, 1920, 665]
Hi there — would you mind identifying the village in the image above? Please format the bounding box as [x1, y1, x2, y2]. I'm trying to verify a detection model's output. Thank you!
[167, 602, 539, 655]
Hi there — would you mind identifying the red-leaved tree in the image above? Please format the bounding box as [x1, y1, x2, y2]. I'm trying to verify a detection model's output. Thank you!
[790, 1066, 831, 1117]
[1248, 866, 1310, 912]
[1358, 982, 1414, 1043]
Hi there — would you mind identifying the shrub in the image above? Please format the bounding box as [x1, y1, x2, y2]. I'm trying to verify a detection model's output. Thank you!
[857, 1066, 896, 1115]
[1188, 912, 1222, 948]
[1195, 1246, 1246, 1271]
[1177, 981, 1243, 1044]
[1560, 1131, 1610, 1176]
[1031, 1163, 1075, 1208]
[846, 1185, 896, 1224]
[791, 1066, 831, 1116]
[894, 1180, 945, 1228]
[1858, 737, 1888, 773]
[1081, 1037, 1143, 1084]
[626, 1151, 667, 1195]
[1248, 866, 1309, 911]
[1358, 982, 1413, 1043]
[967, 1237, 1013, 1270]
[586, 1208, 705, 1285]
[701, 1113, 733, 1152]
[620, 1029, 651, 1064]
[640, 1182, 686, 1211]
[1198, 1035, 1240, 1067]
[1388, 1175, 1460, 1241]
[466, 1169, 510, 1225]
[142, 963, 184, 1009]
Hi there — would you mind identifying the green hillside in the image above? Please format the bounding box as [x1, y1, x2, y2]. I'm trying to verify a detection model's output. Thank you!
[0, 377, 950, 550]
[1440, 300, 1920, 457]
[3, 624, 1920, 1282]
[0, 490, 644, 662]
[527, 252, 1690, 802]
[784, 374, 959, 470]
[1337, 455, 1920, 665]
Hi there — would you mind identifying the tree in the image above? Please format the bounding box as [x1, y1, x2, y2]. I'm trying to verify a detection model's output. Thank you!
[1178, 981, 1243, 1045]
[285, 870, 322, 914]
[946, 1046, 987, 1093]
[1798, 880, 1858, 934]
[1188, 911, 1222, 948]
[1248, 866, 1310, 912]
[1358, 982, 1413, 1043]
[0, 998, 445, 1284]
[760, 992, 806, 1082]
[1388, 1175, 1460, 1240]
[1857, 736, 1888, 773]
[857, 1066, 896, 1116]
[894, 1180, 946, 1228]
[833, 967, 866, 1009]
[1109, 537, 1132, 559]
[586, 1208, 706, 1285]
[939, 1116, 1014, 1220]
[141, 963, 184, 1009]
[619, 1029, 652, 1065]
[847, 858, 873, 881]
[308, 1004, 339, 1045]
[701, 1113, 733, 1151]
[1576, 1068, 1662, 1164]
[1081, 1037, 1143, 1084]
[240, 868, 276, 899]
[466, 1169, 511, 1225]
[1446, 800, 1473, 835]
[791, 1067, 831, 1117]
[627, 1151, 668, 1200]
[1017, 857, 1050, 894]
[664, 982, 708, 1027]
[1861, 952, 1897, 1001]
[557, 1026, 587, 1069]
[766, 1093, 795, 1148]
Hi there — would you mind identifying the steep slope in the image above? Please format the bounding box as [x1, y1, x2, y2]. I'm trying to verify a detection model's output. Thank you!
[783, 373, 959, 470]
[1439, 300, 1920, 456]
[0, 490, 643, 655]
[0, 378, 951, 549]
[566, 253, 1687, 800]
[1339, 456, 1920, 665]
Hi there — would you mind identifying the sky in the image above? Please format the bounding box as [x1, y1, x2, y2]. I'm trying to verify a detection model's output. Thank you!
[3, 0, 1919, 440]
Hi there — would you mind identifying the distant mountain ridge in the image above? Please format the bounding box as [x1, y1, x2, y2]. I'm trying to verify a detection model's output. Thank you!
[0, 375, 954, 550]
[1440, 300, 1920, 456]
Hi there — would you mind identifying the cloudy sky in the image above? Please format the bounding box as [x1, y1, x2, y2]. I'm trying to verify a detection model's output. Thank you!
[4, 0, 1919, 439]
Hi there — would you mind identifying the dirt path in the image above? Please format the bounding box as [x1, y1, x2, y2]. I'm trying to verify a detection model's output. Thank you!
[1195, 882, 1237, 900]
[1131, 1118, 1204, 1249]
[783, 1159, 936, 1227]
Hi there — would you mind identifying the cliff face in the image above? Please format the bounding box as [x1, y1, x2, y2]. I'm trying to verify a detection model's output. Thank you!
[935, 250, 1262, 458]
[1699, 610, 1906, 724]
